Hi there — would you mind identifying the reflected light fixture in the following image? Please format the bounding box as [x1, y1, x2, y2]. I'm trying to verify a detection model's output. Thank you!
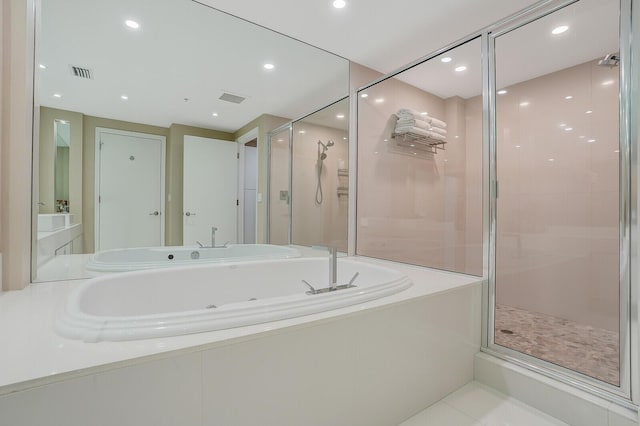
[585, 110, 593, 114]
[441, 57, 452, 63]
[375, 98, 384, 103]
[121, 95, 129, 100]
[455, 66, 467, 72]
[602, 79, 615, 86]
[551, 25, 568, 35]
[39, 64, 47, 69]
[587, 139, 596, 143]
[212, 112, 218, 117]
[564, 95, 573, 100]
[559, 123, 566, 127]
[515, 145, 521, 148]
[360, 93, 368, 98]
[336, 114, 345, 119]
[420, 112, 428, 116]
[333, 0, 346, 8]
[548, 158, 555, 162]
[519, 101, 530, 107]
[565, 127, 573, 131]
[125, 19, 140, 29]
[299, 130, 306, 134]
[53, 93, 62, 98]
[497, 90, 508, 95]
[263, 63, 275, 70]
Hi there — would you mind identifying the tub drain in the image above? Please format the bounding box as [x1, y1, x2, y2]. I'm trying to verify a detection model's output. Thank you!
[205, 304, 217, 309]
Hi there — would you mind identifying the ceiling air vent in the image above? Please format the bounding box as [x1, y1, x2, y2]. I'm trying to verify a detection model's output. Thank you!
[219, 92, 246, 104]
[70, 65, 94, 80]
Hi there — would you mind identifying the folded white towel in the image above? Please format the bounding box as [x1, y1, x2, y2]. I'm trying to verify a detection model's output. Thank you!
[429, 117, 447, 128]
[396, 118, 432, 131]
[397, 108, 423, 117]
[395, 126, 447, 141]
[430, 126, 447, 135]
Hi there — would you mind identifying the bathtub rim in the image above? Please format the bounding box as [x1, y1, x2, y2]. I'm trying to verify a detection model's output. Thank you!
[56, 257, 413, 342]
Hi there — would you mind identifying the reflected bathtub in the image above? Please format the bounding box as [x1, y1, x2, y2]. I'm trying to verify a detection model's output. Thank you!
[57, 258, 412, 342]
[85, 244, 301, 272]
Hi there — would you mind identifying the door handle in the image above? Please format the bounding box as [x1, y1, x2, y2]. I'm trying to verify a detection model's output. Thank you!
[149, 211, 160, 216]
[185, 211, 196, 216]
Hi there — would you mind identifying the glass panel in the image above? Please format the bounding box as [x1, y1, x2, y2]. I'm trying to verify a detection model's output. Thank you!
[494, 0, 620, 385]
[291, 99, 349, 251]
[356, 38, 483, 276]
[54, 120, 71, 213]
[269, 128, 291, 245]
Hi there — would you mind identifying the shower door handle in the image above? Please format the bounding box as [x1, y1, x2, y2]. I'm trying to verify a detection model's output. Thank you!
[185, 211, 196, 217]
[149, 211, 160, 216]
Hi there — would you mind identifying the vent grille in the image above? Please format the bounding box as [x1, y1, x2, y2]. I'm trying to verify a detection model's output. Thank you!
[219, 92, 246, 104]
[70, 66, 93, 80]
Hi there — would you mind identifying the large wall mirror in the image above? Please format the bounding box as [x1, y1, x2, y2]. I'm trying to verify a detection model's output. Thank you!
[33, 0, 349, 282]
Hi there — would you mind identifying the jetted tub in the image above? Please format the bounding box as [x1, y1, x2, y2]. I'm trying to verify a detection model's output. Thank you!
[57, 257, 412, 342]
[85, 244, 301, 272]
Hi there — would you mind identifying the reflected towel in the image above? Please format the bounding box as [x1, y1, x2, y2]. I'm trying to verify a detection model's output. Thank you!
[396, 110, 448, 128]
[430, 126, 447, 135]
[396, 118, 432, 131]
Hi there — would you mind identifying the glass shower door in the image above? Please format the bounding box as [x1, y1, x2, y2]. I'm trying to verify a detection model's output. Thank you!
[268, 126, 292, 245]
[492, 0, 622, 388]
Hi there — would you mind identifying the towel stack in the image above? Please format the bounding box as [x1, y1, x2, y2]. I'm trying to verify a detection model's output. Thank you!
[394, 108, 447, 142]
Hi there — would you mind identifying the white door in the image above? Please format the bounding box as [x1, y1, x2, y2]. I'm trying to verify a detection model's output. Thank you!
[96, 128, 165, 251]
[183, 136, 238, 246]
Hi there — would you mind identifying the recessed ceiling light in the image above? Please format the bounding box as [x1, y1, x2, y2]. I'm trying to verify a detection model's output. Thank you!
[263, 63, 275, 70]
[565, 127, 573, 131]
[420, 112, 428, 116]
[585, 110, 593, 114]
[125, 20, 140, 29]
[497, 90, 508, 95]
[343, 137, 347, 140]
[277, 139, 283, 142]
[333, 0, 346, 8]
[552, 25, 569, 35]
[564, 95, 573, 100]
[121, 95, 128, 100]
[602, 79, 615, 86]
[375, 98, 384, 103]
[212, 112, 218, 117]
[559, 123, 566, 127]
[336, 114, 345, 119]
[39, 64, 46, 69]
[53, 93, 62, 98]
[548, 158, 555, 162]
[614, 150, 620, 153]
[410, 144, 415, 147]
[441, 57, 452, 63]
[588, 139, 596, 143]
[298, 130, 306, 134]
[519, 102, 530, 107]
[455, 66, 467, 72]
[515, 145, 521, 148]
[360, 93, 368, 98]
[383, 139, 388, 142]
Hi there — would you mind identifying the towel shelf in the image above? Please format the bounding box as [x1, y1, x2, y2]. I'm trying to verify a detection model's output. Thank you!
[391, 131, 446, 154]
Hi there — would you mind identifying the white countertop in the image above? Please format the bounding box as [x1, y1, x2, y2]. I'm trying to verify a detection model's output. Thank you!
[0, 255, 482, 396]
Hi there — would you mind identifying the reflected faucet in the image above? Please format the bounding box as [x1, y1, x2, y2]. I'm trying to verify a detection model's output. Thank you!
[196, 226, 228, 248]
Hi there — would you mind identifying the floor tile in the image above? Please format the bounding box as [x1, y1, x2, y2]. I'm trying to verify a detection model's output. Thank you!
[399, 401, 481, 426]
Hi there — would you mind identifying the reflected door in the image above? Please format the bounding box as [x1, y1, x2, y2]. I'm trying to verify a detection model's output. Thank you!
[96, 129, 165, 251]
[183, 136, 238, 246]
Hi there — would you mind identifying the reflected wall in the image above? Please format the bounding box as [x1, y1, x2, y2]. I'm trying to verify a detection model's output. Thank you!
[356, 38, 483, 276]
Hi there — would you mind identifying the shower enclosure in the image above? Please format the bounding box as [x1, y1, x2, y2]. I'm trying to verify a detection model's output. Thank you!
[353, 0, 636, 407]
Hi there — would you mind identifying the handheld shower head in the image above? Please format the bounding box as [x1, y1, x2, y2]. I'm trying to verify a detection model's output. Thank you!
[320, 153, 327, 160]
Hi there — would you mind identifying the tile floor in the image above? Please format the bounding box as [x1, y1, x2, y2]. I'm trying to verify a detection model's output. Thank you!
[494, 304, 619, 385]
[400, 381, 570, 426]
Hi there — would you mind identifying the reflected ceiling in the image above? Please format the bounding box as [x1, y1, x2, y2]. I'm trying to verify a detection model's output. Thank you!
[38, 0, 348, 131]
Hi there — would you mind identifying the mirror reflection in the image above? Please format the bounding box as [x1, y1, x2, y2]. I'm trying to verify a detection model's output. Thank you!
[33, 0, 349, 281]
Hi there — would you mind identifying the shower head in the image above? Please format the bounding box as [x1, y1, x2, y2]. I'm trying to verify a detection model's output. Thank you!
[327, 140, 335, 147]
[598, 53, 619, 67]
[320, 153, 327, 160]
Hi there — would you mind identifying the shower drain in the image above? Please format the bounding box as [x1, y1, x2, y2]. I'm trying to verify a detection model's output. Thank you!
[499, 329, 514, 335]
[205, 304, 217, 309]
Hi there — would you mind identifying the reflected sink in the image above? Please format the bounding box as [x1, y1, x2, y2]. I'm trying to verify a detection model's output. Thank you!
[38, 214, 75, 231]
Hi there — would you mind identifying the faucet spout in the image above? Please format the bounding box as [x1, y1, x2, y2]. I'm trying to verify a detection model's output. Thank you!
[211, 227, 218, 248]
[312, 245, 337, 290]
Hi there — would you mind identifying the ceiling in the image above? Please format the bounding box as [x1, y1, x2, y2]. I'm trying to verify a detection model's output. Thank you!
[39, 0, 620, 131]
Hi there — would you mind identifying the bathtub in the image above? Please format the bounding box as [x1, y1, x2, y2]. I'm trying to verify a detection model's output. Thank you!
[84, 244, 301, 272]
[56, 257, 412, 342]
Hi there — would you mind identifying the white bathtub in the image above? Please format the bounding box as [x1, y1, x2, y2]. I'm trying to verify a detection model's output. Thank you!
[84, 244, 301, 272]
[56, 257, 412, 342]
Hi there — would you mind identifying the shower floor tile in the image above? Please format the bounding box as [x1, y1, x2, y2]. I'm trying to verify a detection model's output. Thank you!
[494, 304, 619, 385]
